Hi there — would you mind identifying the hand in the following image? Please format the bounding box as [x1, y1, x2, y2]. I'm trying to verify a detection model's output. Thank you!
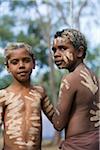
[90, 102, 100, 127]
[80, 69, 98, 95]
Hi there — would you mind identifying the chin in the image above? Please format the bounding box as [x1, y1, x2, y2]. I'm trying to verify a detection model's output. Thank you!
[18, 77, 30, 83]
[56, 65, 65, 69]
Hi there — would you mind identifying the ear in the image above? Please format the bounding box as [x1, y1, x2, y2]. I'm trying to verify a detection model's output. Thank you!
[77, 46, 84, 58]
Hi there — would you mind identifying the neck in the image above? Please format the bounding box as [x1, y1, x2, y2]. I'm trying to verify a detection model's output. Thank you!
[12, 79, 32, 90]
[69, 60, 83, 72]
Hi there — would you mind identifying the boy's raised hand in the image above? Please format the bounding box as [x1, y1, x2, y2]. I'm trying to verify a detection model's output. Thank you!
[80, 69, 98, 95]
[80, 69, 99, 127]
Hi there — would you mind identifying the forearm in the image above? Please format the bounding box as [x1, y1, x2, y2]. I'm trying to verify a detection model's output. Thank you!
[42, 96, 55, 123]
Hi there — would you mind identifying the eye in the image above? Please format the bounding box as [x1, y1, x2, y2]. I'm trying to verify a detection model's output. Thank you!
[10, 59, 18, 65]
[58, 46, 66, 51]
[23, 57, 32, 63]
[52, 47, 56, 53]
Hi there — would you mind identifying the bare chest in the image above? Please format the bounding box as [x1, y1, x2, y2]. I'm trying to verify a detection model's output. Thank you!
[1, 89, 42, 148]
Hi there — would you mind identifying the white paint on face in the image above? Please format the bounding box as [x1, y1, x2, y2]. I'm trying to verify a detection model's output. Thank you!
[62, 54, 69, 64]
[54, 37, 63, 45]
[80, 69, 98, 95]
[62, 51, 74, 64]
[65, 51, 74, 61]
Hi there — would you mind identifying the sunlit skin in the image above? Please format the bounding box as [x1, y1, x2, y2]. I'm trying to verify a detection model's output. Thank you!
[52, 37, 82, 72]
[0, 47, 54, 150]
[52, 34, 99, 149]
[7, 48, 35, 83]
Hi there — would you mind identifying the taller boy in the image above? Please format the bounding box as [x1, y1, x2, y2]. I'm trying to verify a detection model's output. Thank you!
[52, 29, 99, 150]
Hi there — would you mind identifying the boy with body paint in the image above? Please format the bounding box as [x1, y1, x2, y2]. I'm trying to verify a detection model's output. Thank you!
[0, 39, 99, 150]
[0, 43, 54, 150]
[51, 29, 99, 150]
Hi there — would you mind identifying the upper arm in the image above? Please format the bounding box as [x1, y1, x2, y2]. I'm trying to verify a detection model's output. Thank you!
[52, 75, 76, 131]
[41, 88, 54, 122]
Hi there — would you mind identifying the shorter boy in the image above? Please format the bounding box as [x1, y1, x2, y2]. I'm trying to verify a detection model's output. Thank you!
[51, 29, 99, 150]
[0, 43, 54, 150]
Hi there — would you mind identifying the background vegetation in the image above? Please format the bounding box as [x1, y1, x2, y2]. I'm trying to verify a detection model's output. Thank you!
[0, 0, 100, 145]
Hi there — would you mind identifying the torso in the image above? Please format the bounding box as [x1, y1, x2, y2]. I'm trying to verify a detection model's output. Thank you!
[0, 86, 44, 150]
[64, 64, 99, 138]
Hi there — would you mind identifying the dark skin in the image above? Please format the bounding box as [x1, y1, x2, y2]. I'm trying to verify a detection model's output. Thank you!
[52, 37, 99, 138]
[0, 48, 54, 150]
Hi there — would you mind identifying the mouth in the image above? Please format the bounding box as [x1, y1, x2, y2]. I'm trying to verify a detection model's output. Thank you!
[17, 71, 28, 76]
[55, 61, 62, 66]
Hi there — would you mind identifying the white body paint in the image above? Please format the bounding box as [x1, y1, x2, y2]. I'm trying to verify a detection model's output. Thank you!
[0, 89, 42, 148]
[0, 87, 54, 149]
[80, 69, 98, 95]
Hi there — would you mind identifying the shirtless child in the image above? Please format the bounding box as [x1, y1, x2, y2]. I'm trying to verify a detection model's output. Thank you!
[0, 43, 54, 150]
[51, 29, 99, 150]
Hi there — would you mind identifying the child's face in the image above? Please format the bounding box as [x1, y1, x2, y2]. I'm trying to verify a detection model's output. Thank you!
[52, 37, 79, 71]
[7, 48, 35, 82]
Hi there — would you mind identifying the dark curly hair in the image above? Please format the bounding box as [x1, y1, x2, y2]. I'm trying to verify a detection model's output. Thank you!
[54, 29, 87, 58]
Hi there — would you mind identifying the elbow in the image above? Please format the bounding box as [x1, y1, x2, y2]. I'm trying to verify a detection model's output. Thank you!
[53, 123, 64, 131]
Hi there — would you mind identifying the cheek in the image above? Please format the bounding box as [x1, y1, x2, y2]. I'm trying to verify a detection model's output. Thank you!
[7, 65, 16, 73]
[64, 51, 74, 61]
[27, 63, 34, 70]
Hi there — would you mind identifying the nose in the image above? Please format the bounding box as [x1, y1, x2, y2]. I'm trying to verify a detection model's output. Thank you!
[19, 61, 25, 68]
[54, 49, 61, 58]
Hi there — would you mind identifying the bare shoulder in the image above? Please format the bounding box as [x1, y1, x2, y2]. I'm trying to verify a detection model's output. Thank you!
[31, 85, 46, 98]
[62, 71, 79, 86]
[0, 88, 7, 97]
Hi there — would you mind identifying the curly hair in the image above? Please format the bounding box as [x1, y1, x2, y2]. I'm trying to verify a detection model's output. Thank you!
[54, 29, 87, 58]
[4, 42, 34, 66]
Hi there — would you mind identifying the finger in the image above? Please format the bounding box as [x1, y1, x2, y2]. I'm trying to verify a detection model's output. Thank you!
[80, 73, 88, 82]
[93, 76, 98, 85]
[95, 110, 100, 117]
[90, 110, 96, 115]
[80, 70, 88, 77]
[80, 70, 92, 82]
[90, 116, 99, 121]
[80, 80, 89, 88]
[96, 103, 100, 109]
[94, 121, 100, 127]
[84, 67, 90, 74]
